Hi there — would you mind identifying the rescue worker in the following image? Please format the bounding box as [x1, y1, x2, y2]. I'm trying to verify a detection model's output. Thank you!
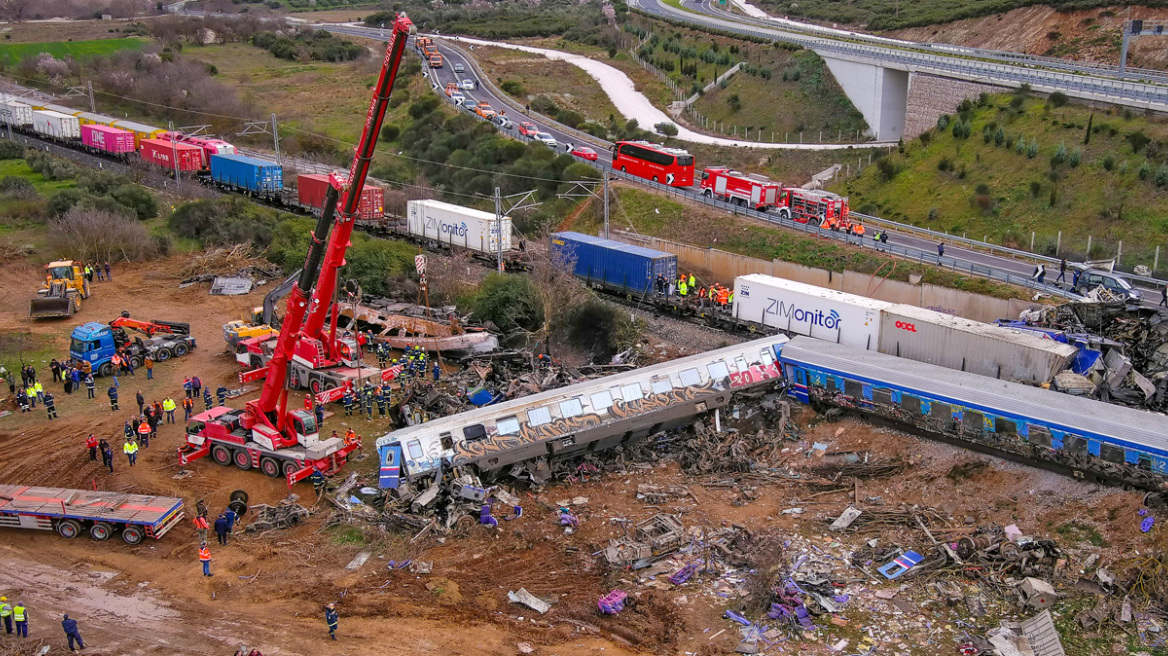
[678, 277, 688, 297]
[223, 507, 238, 536]
[375, 387, 387, 417]
[12, 601, 27, 638]
[309, 466, 326, 495]
[33, 380, 43, 404]
[25, 382, 36, 409]
[182, 396, 194, 421]
[182, 376, 192, 398]
[163, 396, 177, 424]
[216, 385, 228, 407]
[144, 354, 154, 380]
[61, 613, 84, 652]
[85, 372, 95, 399]
[314, 401, 325, 427]
[191, 375, 202, 399]
[376, 343, 388, 368]
[124, 438, 138, 466]
[17, 388, 28, 413]
[433, 361, 441, 382]
[135, 390, 145, 414]
[50, 358, 62, 383]
[214, 513, 229, 545]
[137, 418, 151, 448]
[108, 385, 118, 411]
[124, 419, 134, 441]
[193, 514, 209, 544]
[853, 223, 865, 237]
[43, 391, 56, 419]
[688, 273, 696, 291]
[937, 241, 945, 258]
[0, 596, 12, 634]
[324, 603, 339, 640]
[363, 384, 375, 419]
[86, 434, 98, 461]
[198, 542, 213, 576]
[203, 387, 213, 411]
[100, 441, 114, 473]
[343, 388, 354, 417]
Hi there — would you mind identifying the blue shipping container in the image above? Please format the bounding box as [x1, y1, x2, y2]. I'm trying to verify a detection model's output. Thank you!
[210, 153, 282, 194]
[551, 232, 677, 297]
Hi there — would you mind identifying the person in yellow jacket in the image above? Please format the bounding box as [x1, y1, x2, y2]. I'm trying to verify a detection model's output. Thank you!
[0, 596, 12, 634]
[12, 601, 27, 638]
[33, 381, 44, 404]
[25, 384, 37, 409]
[123, 438, 138, 466]
[162, 397, 177, 424]
[678, 279, 688, 297]
[688, 274, 695, 290]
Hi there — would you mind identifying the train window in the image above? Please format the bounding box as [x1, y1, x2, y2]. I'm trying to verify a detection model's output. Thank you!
[995, 417, 1017, 435]
[963, 411, 985, 432]
[407, 440, 424, 460]
[650, 376, 673, 394]
[559, 398, 583, 418]
[1099, 443, 1125, 464]
[496, 416, 521, 435]
[1137, 454, 1154, 470]
[1027, 425, 1053, 448]
[1064, 436, 1088, 455]
[825, 376, 837, 392]
[872, 388, 892, 406]
[901, 395, 922, 415]
[590, 391, 613, 411]
[528, 406, 551, 426]
[735, 357, 750, 373]
[463, 424, 487, 442]
[621, 383, 644, 402]
[707, 361, 730, 381]
[759, 349, 775, 365]
[679, 368, 702, 387]
[439, 431, 454, 450]
[843, 379, 863, 398]
[931, 403, 951, 420]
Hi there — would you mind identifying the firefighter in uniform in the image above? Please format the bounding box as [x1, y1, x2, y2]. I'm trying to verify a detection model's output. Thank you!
[216, 385, 228, 407]
[375, 386, 387, 417]
[342, 389, 354, 417]
[376, 343, 388, 368]
[44, 391, 57, 419]
[203, 387, 213, 411]
[107, 385, 118, 411]
[363, 382, 375, 419]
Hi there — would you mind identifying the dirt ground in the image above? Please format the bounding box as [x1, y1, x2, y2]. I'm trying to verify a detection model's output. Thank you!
[0, 255, 1164, 656]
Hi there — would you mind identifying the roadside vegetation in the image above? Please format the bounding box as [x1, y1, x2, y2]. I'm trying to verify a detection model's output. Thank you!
[838, 89, 1168, 273]
[751, 0, 1147, 31]
[365, 0, 625, 44]
[0, 37, 146, 66]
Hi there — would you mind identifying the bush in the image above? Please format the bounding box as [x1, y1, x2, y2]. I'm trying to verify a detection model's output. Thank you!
[655, 122, 679, 137]
[0, 176, 37, 199]
[918, 130, 931, 145]
[78, 170, 129, 196]
[1030, 181, 1042, 197]
[47, 189, 87, 217]
[461, 273, 543, 336]
[1103, 155, 1116, 172]
[1052, 141, 1067, 166]
[1138, 160, 1151, 180]
[1010, 95, 1025, 110]
[1156, 164, 1168, 188]
[936, 114, 950, 130]
[994, 127, 1005, 147]
[562, 299, 630, 361]
[1027, 143, 1039, 159]
[50, 207, 157, 263]
[1047, 91, 1068, 108]
[109, 184, 158, 220]
[380, 124, 401, 142]
[727, 93, 741, 111]
[408, 95, 442, 119]
[500, 80, 525, 96]
[927, 207, 938, 222]
[1015, 136, 1026, 154]
[1127, 130, 1151, 154]
[876, 157, 900, 181]
[1069, 149, 1081, 168]
[0, 140, 24, 160]
[168, 197, 275, 248]
[975, 182, 990, 195]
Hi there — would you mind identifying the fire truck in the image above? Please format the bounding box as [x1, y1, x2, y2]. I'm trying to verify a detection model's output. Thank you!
[178, 13, 417, 486]
[774, 187, 851, 230]
[700, 166, 780, 210]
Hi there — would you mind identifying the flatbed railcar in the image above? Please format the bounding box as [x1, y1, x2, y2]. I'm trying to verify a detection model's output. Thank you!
[0, 484, 185, 544]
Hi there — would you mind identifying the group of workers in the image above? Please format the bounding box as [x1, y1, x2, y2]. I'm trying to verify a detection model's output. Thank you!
[654, 273, 736, 310]
[1, 597, 85, 652]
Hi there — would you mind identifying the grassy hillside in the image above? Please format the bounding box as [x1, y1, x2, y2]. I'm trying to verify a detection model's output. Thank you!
[836, 91, 1168, 272]
[751, 0, 1153, 31]
[0, 37, 145, 65]
[474, 45, 623, 126]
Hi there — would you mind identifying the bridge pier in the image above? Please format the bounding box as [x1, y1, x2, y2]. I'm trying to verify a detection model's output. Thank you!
[821, 55, 909, 142]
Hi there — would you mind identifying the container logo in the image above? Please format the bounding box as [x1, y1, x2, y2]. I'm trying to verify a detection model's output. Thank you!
[765, 299, 841, 330]
[895, 321, 917, 332]
[438, 220, 468, 237]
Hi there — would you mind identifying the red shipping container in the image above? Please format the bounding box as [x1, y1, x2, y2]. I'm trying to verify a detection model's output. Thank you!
[81, 124, 135, 155]
[298, 174, 384, 220]
[139, 138, 203, 172]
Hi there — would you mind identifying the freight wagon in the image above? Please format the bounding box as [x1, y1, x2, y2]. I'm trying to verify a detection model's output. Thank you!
[0, 100, 33, 127]
[0, 484, 184, 544]
[111, 120, 166, 148]
[31, 109, 81, 140]
[161, 133, 236, 170]
[81, 124, 136, 156]
[300, 174, 384, 220]
[209, 153, 283, 197]
[140, 138, 203, 172]
[406, 199, 510, 254]
[551, 231, 677, 298]
[732, 273, 1076, 385]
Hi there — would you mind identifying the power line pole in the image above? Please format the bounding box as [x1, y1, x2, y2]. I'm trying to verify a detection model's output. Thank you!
[603, 174, 610, 240]
[271, 113, 281, 165]
[494, 187, 504, 273]
[88, 81, 95, 113]
[168, 121, 181, 191]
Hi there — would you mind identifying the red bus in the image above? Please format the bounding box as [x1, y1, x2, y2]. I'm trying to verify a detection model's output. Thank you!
[611, 140, 695, 187]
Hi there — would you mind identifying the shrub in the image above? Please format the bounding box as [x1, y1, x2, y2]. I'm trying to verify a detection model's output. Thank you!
[1047, 91, 1068, 108]
[0, 140, 24, 160]
[654, 122, 679, 137]
[937, 157, 952, 172]
[876, 157, 899, 181]
[562, 299, 636, 361]
[1052, 141, 1067, 166]
[1138, 160, 1151, 180]
[919, 130, 932, 145]
[1127, 130, 1151, 154]
[994, 127, 1005, 146]
[47, 189, 87, 217]
[1015, 136, 1026, 154]
[1030, 181, 1042, 197]
[936, 114, 950, 130]
[500, 80, 525, 96]
[975, 182, 990, 195]
[461, 273, 543, 336]
[380, 124, 401, 142]
[1103, 154, 1116, 172]
[927, 207, 938, 222]
[1069, 149, 1081, 168]
[50, 207, 157, 263]
[1156, 164, 1168, 188]
[727, 93, 741, 111]
[1010, 95, 1025, 110]
[109, 184, 158, 220]
[1027, 143, 1038, 159]
[0, 176, 37, 199]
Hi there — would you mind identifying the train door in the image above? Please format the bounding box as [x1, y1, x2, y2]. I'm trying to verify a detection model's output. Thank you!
[379, 443, 402, 489]
[787, 365, 809, 404]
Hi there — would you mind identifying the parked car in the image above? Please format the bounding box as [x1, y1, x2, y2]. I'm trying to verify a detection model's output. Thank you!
[1074, 270, 1143, 302]
[444, 82, 458, 97]
[474, 102, 496, 119]
[460, 96, 478, 110]
[453, 63, 465, 74]
[494, 115, 513, 129]
[534, 132, 559, 148]
[570, 145, 598, 161]
[459, 79, 476, 90]
[518, 122, 539, 137]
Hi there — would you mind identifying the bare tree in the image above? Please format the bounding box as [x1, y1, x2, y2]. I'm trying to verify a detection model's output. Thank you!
[0, 0, 36, 22]
[50, 207, 157, 263]
[527, 244, 585, 353]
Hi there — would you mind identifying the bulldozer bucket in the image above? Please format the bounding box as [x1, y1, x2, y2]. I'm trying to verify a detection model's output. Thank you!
[29, 296, 78, 319]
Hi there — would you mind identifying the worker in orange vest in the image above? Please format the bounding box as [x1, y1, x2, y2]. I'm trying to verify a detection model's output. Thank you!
[199, 543, 213, 577]
[137, 419, 151, 448]
[193, 515, 209, 544]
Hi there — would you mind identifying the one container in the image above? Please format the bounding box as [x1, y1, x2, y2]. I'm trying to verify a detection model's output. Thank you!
[551, 231, 677, 297]
[111, 119, 166, 148]
[732, 273, 890, 350]
[140, 138, 204, 172]
[31, 109, 81, 140]
[81, 124, 136, 155]
[877, 304, 1078, 385]
[407, 199, 511, 254]
[0, 100, 33, 126]
[298, 174, 385, 220]
[76, 111, 117, 127]
[209, 153, 283, 195]
[160, 133, 236, 169]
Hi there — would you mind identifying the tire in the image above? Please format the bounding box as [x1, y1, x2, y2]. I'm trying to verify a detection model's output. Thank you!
[90, 522, 113, 541]
[323, 381, 338, 391]
[155, 348, 172, 362]
[703, 189, 712, 198]
[211, 444, 232, 466]
[121, 526, 144, 545]
[260, 457, 281, 478]
[129, 356, 143, 369]
[282, 460, 301, 479]
[174, 343, 189, 357]
[228, 500, 248, 517]
[808, 217, 821, 228]
[778, 208, 791, 220]
[620, 166, 627, 173]
[57, 519, 81, 539]
[250, 355, 263, 369]
[233, 449, 252, 470]
[651, 176, 659, 183]
[310, 379, 323, 395]
[98, 363, 112, 377]
[229, 489, 250, 504]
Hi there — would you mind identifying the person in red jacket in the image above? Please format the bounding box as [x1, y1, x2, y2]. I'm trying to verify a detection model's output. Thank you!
[85, 434, 98, 461]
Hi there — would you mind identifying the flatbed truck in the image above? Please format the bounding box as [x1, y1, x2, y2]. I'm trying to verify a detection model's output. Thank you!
[0, 484, 184, 544]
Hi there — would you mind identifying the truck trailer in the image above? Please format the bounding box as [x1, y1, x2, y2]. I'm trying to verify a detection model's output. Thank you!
[0, 484, 184, 544]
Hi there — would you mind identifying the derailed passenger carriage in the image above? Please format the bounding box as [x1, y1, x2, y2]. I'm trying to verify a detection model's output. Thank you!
[375, 337, 791, 491]
[779, 337, 1168, 495]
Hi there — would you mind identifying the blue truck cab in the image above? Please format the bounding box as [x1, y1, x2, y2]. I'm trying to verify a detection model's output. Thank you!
[70, 322, 123, 376]
[70, 320, 196, 377]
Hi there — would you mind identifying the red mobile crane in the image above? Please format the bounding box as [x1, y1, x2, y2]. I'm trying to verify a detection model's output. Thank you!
[178, 13, 416, 485]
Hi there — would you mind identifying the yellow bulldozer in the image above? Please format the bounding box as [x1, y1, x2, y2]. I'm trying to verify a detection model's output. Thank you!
[29, 261, 90, 319]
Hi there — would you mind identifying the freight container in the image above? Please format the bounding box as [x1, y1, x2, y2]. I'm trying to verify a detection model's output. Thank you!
[876, 304, 1077, 385]
[41, 103, 81, 116]
[140, 138, 203, 172]
[31, 109, 81, 140]
[160, 133, 236, 169]
[81, 124, 136, 155]
[299, 174, 385, 220]
[407, 199, 511, 254]
[111, 119, 165, 148]
[0, 100, 33, 126]
[732, 274, 890, 350]
[209, 153, 283, 195]
[551, 232, 677, 297]
[76, 111, 116, 127]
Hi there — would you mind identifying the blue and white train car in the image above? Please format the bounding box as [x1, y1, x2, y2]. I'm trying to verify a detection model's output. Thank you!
[778, 336, 1168, 491]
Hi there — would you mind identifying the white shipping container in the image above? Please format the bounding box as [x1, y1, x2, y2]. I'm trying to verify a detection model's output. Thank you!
[406, 199, 512, 255]
[31, 109, 81, 140]
[0, 100, 33, 126]
[732, 273, 890, 349]
[877, 304, 1077, 384]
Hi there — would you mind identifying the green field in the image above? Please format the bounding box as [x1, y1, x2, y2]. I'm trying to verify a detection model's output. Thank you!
[0, 159, 76, 195]
[0, 38, 146, 65]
